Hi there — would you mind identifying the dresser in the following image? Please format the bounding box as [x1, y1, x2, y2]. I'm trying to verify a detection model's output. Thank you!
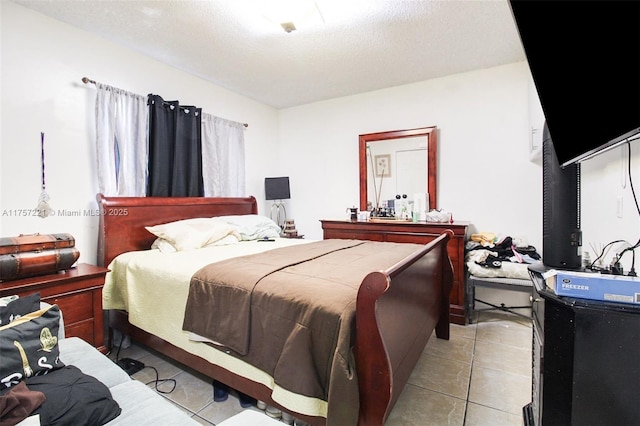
[0, 263, 109, 352]
[524, 266, 640, 425]
[320, 220, 469, 325]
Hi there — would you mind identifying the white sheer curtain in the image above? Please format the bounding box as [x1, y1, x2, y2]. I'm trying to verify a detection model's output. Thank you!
[201, 113, 246, 196]
[95, 83, 148, 196]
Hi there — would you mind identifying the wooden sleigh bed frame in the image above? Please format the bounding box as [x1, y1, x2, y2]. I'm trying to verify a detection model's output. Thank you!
[96, 193, 454, 426]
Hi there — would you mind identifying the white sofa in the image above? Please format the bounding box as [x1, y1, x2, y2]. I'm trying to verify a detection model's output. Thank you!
[48, 299, 199, 425]
[57, 336, 199, 425]
[1, 299, 198, 425]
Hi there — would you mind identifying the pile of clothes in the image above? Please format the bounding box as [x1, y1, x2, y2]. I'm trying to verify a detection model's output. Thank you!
[466, 233, 541, 279]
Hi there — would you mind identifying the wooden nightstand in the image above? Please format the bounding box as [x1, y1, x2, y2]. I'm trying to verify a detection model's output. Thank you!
[0, 263, 109, 353]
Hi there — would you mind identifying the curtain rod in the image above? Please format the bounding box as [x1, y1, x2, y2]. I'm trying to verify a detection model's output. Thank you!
[81, 77, 249, 128]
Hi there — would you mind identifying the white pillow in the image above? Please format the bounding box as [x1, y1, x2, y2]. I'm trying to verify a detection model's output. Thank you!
[145, 218, 240, 251]
[151, 238, 177, 253]
[216, 214, 282, 240]
[205, 233, 241, 247]
[151, 232, 240, 253]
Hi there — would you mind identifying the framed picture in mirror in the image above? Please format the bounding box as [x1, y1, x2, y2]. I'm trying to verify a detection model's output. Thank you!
[374, 154, 391, 177]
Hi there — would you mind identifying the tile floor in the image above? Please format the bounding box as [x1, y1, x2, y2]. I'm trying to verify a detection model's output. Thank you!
[108, 311, 532, 425]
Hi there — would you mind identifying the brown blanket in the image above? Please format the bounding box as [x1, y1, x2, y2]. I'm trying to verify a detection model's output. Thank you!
[182, 239, 424, 404]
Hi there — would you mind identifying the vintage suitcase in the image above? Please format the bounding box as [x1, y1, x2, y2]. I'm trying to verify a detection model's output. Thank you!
[0, 233, 75, 255]
[0, 247, 80, 281]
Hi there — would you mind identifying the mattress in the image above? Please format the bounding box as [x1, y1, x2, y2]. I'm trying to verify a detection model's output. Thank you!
[102, 237, 330, 417]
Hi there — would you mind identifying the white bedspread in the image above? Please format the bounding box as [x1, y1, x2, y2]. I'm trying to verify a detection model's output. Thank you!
[102, 238, 330, 417]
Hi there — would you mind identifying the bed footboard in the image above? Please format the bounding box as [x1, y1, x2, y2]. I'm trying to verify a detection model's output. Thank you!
[355, 230, 454, 425]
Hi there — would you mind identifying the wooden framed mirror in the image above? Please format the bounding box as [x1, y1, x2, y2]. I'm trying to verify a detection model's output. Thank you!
[359, 126, 437, 214]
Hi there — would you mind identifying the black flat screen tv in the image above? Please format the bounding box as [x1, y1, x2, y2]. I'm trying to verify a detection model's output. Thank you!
[542, 122, 582, 269]
[509, 0, 640, 167]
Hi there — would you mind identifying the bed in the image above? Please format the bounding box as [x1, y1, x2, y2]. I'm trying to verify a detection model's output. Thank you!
[96, 193, 454, 426]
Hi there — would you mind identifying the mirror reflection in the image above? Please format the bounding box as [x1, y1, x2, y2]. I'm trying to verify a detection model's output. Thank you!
[359, 127, 437, 219]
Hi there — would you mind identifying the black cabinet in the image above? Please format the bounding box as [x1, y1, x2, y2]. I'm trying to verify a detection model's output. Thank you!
[525, 265, 640, 425]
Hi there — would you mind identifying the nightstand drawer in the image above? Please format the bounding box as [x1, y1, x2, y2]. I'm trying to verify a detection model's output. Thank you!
[64, 320, 95, 343]
[0, 264, 109, 352]
[45, 291, 93, 324]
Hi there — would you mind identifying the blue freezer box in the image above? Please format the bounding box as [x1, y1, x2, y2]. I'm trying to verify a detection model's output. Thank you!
[544, 269, 640, 305]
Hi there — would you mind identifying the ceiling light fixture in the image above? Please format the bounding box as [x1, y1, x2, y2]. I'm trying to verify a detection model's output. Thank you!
[259, 0, 323, 33]
[281, 22, 296, 33]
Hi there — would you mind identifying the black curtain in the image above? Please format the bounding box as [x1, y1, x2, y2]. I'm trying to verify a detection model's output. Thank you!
[147, 94, 204, 196]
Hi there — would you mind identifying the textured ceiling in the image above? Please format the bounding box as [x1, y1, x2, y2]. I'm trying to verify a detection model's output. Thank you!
[12, 0, 526, 109]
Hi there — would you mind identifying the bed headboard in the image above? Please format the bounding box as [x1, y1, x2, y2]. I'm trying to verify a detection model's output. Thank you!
[96, 193, 258, 267]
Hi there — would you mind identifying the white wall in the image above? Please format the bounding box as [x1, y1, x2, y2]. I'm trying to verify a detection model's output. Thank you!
[279, 62, 639, 273]
[280, 62, 544, 249]
[0, 1, 280, 264]
[581, 145, 639, 273]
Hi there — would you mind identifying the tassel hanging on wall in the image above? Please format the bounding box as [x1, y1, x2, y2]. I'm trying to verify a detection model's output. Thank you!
[36, 132, 53, 218]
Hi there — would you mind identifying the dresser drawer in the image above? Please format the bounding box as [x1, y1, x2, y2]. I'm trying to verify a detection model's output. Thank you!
[325, 229, 385, 241]
[43, 291, 93, 325]
[384, 233, 436, 244]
